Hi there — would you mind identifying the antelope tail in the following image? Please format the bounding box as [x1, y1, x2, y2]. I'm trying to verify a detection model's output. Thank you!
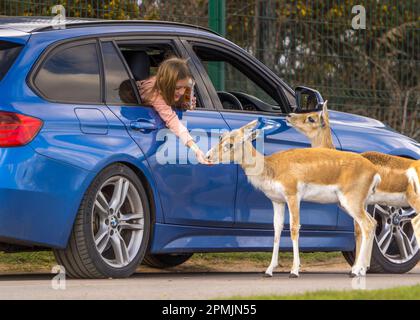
[371, 173, 381, 194]
[407, 167, 420, 195]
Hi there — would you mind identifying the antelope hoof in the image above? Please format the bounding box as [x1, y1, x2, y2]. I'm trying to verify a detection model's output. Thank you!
[289, 272, 299, 278]
[350, 267, 366, 278]
[264, 270, 273, 278]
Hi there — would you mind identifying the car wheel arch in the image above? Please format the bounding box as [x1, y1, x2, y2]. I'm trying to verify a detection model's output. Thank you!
[61, 160, 159, 249]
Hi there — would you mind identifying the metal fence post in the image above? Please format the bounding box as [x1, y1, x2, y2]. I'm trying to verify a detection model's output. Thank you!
[208, 0, 225, 91]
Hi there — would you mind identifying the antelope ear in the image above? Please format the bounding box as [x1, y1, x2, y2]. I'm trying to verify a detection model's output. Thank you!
[319, 100, 328, 116]
[319, 100, 329, 128]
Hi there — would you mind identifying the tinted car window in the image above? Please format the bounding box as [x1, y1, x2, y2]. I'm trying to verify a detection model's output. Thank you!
[34, 43, 101, 103]
[101, 42, 137, 105]
[0, 41, 22, 81]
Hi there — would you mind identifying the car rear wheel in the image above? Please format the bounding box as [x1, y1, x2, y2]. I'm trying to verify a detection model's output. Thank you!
[53, 164, 150, 279]
[342, 204, 420, 273]
[143, 253, 193, 268]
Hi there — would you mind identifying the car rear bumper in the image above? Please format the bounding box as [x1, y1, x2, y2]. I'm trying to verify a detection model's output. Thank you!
[0, 146, 92, 248]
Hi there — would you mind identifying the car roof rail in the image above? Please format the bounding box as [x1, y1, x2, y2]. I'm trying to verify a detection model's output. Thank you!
[31, 19, 221, 36]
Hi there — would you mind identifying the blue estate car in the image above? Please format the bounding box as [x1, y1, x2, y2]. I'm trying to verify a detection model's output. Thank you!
[0, 17, 419, 278]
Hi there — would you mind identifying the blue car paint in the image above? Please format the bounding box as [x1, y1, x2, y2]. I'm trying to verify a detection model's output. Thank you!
[0, 145, 93, 247]
[151, 223, 355, 253]
[0, 23, 418, 253]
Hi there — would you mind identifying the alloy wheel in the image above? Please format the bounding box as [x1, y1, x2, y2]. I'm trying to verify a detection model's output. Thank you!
[92, 176, 145, 268]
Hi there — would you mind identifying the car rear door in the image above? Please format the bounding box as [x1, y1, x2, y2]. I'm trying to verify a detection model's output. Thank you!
[100, 36, 237, 227]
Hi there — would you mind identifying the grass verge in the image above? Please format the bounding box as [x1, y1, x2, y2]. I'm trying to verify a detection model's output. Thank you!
[190, 252, 342, 264]
[0, 251, 56, 273]
[0, 251, 344, 273]
[227, 284, 420, 300]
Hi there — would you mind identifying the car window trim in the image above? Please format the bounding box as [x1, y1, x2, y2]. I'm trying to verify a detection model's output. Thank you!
[96, 40, 106, 104]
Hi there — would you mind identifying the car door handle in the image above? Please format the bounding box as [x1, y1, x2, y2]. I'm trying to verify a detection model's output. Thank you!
[130, 119, 157, 132]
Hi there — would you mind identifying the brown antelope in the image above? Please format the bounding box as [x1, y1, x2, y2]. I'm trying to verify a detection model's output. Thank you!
[287, 101, 420, 257]
[205, 119, 380, 278]
[407, 161, 420, 242]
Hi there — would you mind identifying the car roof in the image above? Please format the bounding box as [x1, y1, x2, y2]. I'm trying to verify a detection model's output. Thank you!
[0, 16, 98, 33]
[0, 16, 220, 36]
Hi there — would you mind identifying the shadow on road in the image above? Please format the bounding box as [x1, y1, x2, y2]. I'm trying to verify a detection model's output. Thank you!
[1, 269, 415, 282]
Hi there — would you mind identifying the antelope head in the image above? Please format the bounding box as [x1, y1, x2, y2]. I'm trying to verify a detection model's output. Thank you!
[286, 101, 330, 140]
[206, 119, 260, 165]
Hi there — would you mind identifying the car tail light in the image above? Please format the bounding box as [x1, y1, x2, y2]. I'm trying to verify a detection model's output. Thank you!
[0, 111, 43, 147]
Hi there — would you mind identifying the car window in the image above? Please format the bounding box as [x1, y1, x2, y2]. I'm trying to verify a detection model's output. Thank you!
[191, 44, 283, 113]
[0, 41, 22, 82]
[101, 41, 138, 105]
[34, 42, 101, 104]
[117, 42, 205, 109]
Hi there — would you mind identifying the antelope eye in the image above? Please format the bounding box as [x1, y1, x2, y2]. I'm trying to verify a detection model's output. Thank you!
[223, 143, 234, 151]
[307, 117, 315, 123]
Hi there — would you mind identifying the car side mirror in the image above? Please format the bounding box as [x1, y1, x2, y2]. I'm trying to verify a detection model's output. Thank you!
[295, 86, 324, 112]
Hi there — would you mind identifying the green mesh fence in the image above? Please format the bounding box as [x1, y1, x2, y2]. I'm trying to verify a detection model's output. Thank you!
[1, 0, 419, 139]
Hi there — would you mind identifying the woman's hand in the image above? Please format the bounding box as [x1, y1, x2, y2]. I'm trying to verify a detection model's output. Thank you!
[136, 80, 142, 91]
[190, 96, 197, 109]
[195, 149, 213, 165]
[181, 96, 197, 110]
[187, 141, 213, 165]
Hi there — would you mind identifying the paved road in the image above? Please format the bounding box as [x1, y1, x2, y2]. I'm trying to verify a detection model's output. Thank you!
[1, 270, 420, 299]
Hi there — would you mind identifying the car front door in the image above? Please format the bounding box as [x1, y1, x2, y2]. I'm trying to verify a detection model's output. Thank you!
[100, 37, 237, 227]
[183, 39, 340, 231]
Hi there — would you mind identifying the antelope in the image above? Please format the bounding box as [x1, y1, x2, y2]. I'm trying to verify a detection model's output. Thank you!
[407, 161, 420, 242]
[205, 119, 380, 278]
[287, 101, 420, 257]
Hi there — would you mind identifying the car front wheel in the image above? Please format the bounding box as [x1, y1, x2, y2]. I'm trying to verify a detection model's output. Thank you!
[342, 204, 420, 273]
[53, 164, 150, 279]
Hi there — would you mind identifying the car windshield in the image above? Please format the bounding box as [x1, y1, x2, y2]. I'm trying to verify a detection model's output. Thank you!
[0, 40, 23, 82]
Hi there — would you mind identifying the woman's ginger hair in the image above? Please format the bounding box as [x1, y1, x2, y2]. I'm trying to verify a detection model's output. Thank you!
[146, 57, 192, 106]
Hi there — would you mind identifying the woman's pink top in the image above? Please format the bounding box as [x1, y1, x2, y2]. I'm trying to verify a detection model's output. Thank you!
[138, 76, 193, 146]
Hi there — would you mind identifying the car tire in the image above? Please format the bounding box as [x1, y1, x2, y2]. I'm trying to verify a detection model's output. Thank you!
[143, 253, 193, 268]
[342, 204, 420, 273]
[53, 164, 151, 279]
